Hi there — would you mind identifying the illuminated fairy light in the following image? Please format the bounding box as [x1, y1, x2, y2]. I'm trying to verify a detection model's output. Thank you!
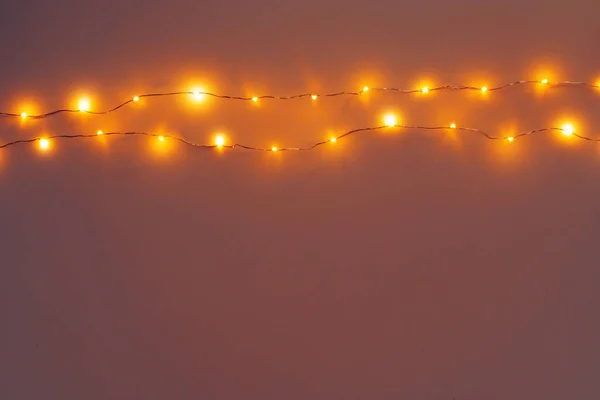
[97, 130, 103, 135]
[38, 138, 49, 150]
[561, 123, 575, 136]
[215, 135, 225, 147]
[20, 112, 27, 118]
[450, 123, 456, 129]
[2, 79, 598, 120]
[78, 98, 90, 112]
[384, 114, 397, 127]
[3, 124, 596, 153]
[311, 94, 318, 100]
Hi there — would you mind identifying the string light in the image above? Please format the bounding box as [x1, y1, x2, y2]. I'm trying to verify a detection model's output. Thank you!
[1, 79, 598, 120]
[311, 94, 318, 100]
[97, 130, 103, 135]
[20, 112, 27, 118]
[215, 135, 225, 147]
[78, 99, 90, 112]
[561, 123, 575, 136]
[450, 123, 456, 129]
[3, 124, 597, 154]
[384, 114, 397, 127]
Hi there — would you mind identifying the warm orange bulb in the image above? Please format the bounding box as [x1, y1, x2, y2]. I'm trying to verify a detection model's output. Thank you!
[330, 137, 337, 143]
[481, 86, 488, 92]
[39, 138, 49, 150]
[421, 87, 429, 93]
[133, 96, 139, 102]
[311, 94, 318, 100]
[252, 97, 259, 102]
[561, 124, 574, 136]
[192, 90, 205, 100]
[78, 98, 90, 112]
[271, 146, 278, 151]
[541, 78, 548, 84]
[507, 136, 514, 142]
[20, 112, 27, 118]
[362, 86, 369, 92]
[450, 123, 456, 129]
[215, 135, 225, 147]
[97, 130, 103, 135]
[158, 135, 165, 141]
[384, 114, 397, 127]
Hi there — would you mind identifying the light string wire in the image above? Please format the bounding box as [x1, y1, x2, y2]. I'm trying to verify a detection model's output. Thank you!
[1, 124, 597, 152]
[3, 80, 599, 120]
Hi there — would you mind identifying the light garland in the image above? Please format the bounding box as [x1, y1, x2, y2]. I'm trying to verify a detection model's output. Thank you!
[0, 123, 595, 153]
[2, 79, 599, 120]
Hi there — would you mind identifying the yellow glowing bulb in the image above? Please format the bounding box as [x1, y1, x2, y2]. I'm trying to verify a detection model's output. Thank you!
[78, 99, 90, 112]
[192, 91, 205, 100]
[311, 94, 318, 100]
[252, 97, 259, 102]
[330, 137, 337, 143]
[133, 96, 139, 102]
[421, 87, 429, 93]
[481, 86, 488, 92]
[39, 138, 49, 149]
[561, 124, 574, 136]
[97, 130, 103, 135]
[20, 112, 27, 118]
[271, 146, 278, 151]
[384, 114, 397, 127]
[362, 86, 369, 92]
[541, 79, 548, 84]
[158, 135, 165, 141]
[215, 135, 225, 147]
[507, 136, 514, 142]
[450, 123, 456, 129]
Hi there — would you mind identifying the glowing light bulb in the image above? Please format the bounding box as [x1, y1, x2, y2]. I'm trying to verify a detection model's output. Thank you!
[481, 86, 488, 92]
[192, 90, 205, 100]
[20, 112, 27, 118]
[271, 146, 278, 151]
[561, 124, 574, 136]
[78, 99, 90, 112]
[252, 97, 259, 102]
[541, 79, 548, 84]
[311, 94, 318, 100]
[507, 136, 514, 142]
[421, 87, 429, 93]
[215, 135, 225, 147]
[330, 137, 337, 143]
[133, 96, 139, 102]
[97, 130, 103, 135]
[158, 135, 165, 141]
[450, 123, 456, 129]
[362, 86, 369, 92]
[384, 114, 397, 127]
[39, 138, 49, 150]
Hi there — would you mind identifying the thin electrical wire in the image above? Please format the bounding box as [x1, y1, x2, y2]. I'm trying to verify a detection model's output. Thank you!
[2, 80, 598, 120]
[1, 124, 597, 152]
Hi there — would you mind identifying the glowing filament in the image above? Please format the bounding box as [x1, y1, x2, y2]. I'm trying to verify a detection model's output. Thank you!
[450, 123, 456, 129]
[192, 91, 205, 100]
[362, 86, 369, 92]
[20, 112, 27, 118]
[541, 79, 548, 84]
[215, 135, 225, 147]
[133, 96, 139, 102]
[507, 136, 514, 142]
[97, 130, 103, 135]
[78, 99, 90, 112]
[421, 87, 429, 93]
[271, 146, 278, 151]
[561, 124, 574, 136]
[252, 97, 259, 102]
[384, 114, 397, 127]
[158, 135, 165, 141]
[481, 86, 488, 92]
[39, 138, 49, 150]
[330, 137, 337, 143]
[311, 94, 318, 100]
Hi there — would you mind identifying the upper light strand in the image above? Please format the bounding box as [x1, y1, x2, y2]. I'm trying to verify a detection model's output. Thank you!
[3, 80, 598, 120]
